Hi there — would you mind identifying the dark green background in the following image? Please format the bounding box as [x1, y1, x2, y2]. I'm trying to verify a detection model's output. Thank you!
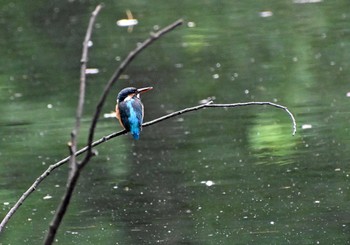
[1, 0, 350, 244]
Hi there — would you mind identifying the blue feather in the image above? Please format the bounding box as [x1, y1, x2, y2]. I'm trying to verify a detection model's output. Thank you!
[126, 100, 142, 139]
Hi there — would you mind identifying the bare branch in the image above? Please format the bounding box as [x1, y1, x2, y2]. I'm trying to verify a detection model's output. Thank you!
[69, 3, 103, 169]
[205, 102, 297, 135]
[43, 17, 183, 244]
[0, 100, 297, 234]
[43, 171, 80, 245]
[43, 4, 103, 245]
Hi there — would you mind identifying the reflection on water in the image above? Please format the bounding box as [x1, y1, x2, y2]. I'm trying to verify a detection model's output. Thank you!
[1, 0, 350, 244]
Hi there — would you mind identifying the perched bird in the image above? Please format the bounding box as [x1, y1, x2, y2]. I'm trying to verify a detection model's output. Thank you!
[115, 87, 153, 139]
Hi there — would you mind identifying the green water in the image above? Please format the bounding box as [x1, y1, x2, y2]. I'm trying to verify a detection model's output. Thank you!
[1, 0, 350, 244]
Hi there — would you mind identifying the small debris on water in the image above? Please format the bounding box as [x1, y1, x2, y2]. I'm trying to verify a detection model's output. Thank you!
[302, 124, 312, 129]
[43, 194, 53, 200]
[104, 112, 116, 118]
[85, 68, 99, 74]
[187, 21, 196, 28]
[201, 180, 215, 187]
[212, 73, 219, 79]
[116, 9, 138, 32]
[294, 0, 322, 3]
[199, 97, 215, 104]
[117, 19, 138, 27]
[259, 11, 273, 18]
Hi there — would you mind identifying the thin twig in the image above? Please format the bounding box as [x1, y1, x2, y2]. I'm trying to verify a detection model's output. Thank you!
[206, 102, 297, 135]
[43, 4, 103, 245]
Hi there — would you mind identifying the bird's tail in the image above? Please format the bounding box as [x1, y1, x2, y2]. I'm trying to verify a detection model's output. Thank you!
[130, 127, 140, 140]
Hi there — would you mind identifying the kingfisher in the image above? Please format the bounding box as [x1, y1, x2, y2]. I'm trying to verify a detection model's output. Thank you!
[115, 86, 153, 139]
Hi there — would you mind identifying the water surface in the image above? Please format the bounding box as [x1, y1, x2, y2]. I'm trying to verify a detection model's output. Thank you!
[1, 0, 350, 244]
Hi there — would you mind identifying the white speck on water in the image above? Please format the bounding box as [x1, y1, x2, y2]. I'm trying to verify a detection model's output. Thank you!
[47, 104, 53, 109]
[116, 19, 138, 27]
[270, 221, 275, 225]
[175, 117, 184, 122]
[314, 200, 320, 204]
[212, 73, 219, 79]
[43, 194, 53, 200]
[302, 124, 312, 129]
[259, 11, 273, 18]
[103, 112, 116, 118]
[201, 180, 215, 186]
[85, 68, 99, 74]
[4, 202, 10, 206]
[174, 63, 183, 68]
[294, 0, 322, 3]
[187, 21, 196, 28]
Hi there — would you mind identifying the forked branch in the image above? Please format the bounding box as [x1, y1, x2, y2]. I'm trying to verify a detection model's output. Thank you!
[0, 7, 297, 243]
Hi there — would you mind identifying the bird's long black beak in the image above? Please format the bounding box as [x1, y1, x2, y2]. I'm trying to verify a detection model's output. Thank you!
[137, 87, 153, 94]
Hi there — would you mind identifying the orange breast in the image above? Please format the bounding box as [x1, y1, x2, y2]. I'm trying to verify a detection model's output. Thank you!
[115, 104, 125, 129]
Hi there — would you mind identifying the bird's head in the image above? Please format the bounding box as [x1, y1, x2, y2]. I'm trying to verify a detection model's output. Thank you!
[116, 87, 153, 103]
